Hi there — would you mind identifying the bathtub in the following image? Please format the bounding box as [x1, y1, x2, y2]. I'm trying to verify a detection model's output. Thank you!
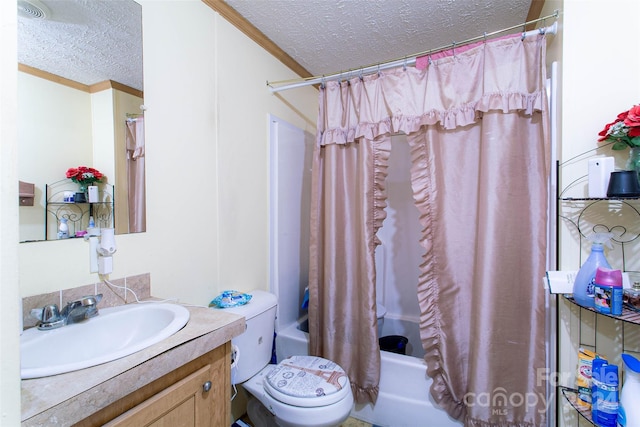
[275, 316, 460, 427]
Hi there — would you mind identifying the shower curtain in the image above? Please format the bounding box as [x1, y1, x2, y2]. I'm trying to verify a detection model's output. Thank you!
[125, 117, 146, 233]
[308, 34, 549, 426]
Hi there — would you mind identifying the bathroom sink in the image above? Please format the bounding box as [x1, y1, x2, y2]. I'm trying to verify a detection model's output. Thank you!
[21, 303, 190, 379]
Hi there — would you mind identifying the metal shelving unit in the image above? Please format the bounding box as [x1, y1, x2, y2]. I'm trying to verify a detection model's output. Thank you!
[45, 180, 114, 240]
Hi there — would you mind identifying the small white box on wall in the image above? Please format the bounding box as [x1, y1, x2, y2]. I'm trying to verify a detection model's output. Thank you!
[87, 185, 99, 203]
[588, 157, 614, 198]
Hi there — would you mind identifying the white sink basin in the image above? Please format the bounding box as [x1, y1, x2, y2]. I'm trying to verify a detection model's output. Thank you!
[21, 303, 190, 379]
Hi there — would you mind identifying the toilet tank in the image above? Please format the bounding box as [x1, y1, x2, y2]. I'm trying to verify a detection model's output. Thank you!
[219, 290, 277, 384]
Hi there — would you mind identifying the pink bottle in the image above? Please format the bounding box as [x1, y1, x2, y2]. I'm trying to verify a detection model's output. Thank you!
[594, 267, 623, 316]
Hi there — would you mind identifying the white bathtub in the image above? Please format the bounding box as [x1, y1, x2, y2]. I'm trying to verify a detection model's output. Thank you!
[275, 316, 460, 427]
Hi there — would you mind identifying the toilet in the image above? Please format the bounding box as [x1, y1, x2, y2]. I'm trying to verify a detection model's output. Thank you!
[222, 290, 354, 427]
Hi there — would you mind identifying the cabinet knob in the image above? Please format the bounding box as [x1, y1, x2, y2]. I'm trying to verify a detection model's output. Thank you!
[202, 381, 212, 392]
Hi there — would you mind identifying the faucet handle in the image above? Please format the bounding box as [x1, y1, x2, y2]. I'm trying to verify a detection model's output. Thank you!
[32, 304, 65, 330]
[71, 294, 103, 307]
[30, 304, 61, 322]
[30, 308, 44, 321]
[41, 304, 61, 323]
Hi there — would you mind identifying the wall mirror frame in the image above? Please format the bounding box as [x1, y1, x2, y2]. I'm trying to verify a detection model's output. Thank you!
[17, 0, 146, 243]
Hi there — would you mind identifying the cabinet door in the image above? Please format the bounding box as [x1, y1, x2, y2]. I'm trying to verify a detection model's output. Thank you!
[104, 365, 213, 427]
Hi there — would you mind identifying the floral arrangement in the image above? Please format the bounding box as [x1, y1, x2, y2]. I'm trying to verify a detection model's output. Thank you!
[598, 105, 640, 150]
[65, 166, 104, 186]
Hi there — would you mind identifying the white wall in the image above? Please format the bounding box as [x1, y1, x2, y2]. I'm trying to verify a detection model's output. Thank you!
[375, 134, 423, 321]
[1, 0, 21, 423]
[3, 0, 318, 423]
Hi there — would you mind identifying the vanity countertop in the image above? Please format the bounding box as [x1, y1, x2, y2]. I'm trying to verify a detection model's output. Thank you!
[21, 303, 244, 426]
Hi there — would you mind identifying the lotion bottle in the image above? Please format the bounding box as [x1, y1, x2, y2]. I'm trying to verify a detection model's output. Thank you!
[618, 354, 640, 427]
[57, 218, 69, 239]
[573, 232, 613, 309]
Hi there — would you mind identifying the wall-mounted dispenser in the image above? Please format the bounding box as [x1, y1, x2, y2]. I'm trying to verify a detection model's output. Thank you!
[97, 228, 117, 275]
[86, 227, 116, 274]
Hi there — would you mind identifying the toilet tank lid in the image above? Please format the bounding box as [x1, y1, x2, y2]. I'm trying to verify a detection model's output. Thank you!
[214, 290, 277, 320]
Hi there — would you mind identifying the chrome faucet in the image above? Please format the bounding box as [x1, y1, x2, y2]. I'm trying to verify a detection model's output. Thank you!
[31, 294, 103, 330]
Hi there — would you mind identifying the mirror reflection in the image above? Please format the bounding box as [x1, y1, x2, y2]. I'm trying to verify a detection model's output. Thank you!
[17, 0, 145, 242]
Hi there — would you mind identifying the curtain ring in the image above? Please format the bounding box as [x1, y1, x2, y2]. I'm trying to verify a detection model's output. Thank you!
[377, 64, 381, 77]
[428, 49, 433, 65]
[359, 69, 364, 81]
[521, 23, 526, 40]
[403, 57, 407, 71]
[320, 76, 326, 90]
[539, 18, 547, 35]
[452, 41, 456, 57]
[483, 32, 487, 43]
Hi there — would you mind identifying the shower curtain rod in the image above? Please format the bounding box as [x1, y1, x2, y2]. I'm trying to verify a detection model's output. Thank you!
[266, 10, 559, 93]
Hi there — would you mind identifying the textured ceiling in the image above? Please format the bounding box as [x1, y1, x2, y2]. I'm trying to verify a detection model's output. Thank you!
[225, 0, 534, 77]
[17, 0, 534, 91]
[17, 0, 143, 91]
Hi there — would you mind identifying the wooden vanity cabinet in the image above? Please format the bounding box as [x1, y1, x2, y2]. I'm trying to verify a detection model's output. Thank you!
[73, 342, 231, 427]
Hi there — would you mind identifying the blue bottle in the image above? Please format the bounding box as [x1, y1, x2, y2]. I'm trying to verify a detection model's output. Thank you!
[573, 233, 613, 309]
[592, 357, 608, 421]
[594, 364, 618, 427]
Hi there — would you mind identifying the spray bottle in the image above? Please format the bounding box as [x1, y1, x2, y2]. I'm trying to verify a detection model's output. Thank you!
[618, 354, 640, 427]
[573, 232, 613, 309]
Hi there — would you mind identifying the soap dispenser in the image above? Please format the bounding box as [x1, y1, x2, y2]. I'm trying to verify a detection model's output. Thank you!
[572, 232, 613, 309]
[618, 354, 640, 427]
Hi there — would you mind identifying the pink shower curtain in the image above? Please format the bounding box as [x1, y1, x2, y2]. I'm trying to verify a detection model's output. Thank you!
[309, 34, 549, 426]
[125, 117, 146, 233]
[308, 134, 391, 403]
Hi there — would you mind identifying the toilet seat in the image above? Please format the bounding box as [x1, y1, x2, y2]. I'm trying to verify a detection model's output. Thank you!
[264, 355, 351, 408]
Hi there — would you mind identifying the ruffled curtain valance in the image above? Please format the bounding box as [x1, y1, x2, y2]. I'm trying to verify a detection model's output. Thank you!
[317, 34, 546, 146]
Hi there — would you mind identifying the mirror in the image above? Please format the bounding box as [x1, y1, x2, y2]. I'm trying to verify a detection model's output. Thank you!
[17, 0, 145, 242]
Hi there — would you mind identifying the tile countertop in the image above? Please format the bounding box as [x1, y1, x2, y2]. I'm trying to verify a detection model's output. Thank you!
[21, 303, 245, 426]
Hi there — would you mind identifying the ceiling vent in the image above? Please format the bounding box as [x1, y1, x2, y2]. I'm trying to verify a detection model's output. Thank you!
[17, 0, 50, 19]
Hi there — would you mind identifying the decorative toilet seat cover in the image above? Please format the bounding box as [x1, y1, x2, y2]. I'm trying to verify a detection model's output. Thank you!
[264, 355, 351, 408]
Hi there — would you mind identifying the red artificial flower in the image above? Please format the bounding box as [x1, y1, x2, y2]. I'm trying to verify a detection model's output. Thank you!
[598, 104, 640, 149]
[625, 105, 640, 127]
[65, 166, 104, 184]
[598, 120, 621, 141]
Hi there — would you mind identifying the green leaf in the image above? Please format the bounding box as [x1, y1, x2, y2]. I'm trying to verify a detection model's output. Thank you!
[612, 142, 629, 150]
